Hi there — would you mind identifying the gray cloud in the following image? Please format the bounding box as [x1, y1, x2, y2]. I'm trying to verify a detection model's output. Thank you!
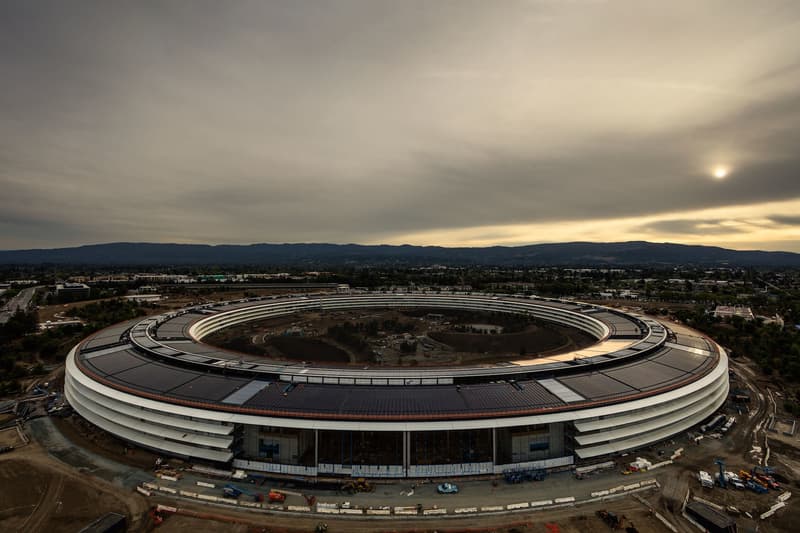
[2, 1, 800, 248]
[638, 219, 745, 236]
[770, 216, 800, 226]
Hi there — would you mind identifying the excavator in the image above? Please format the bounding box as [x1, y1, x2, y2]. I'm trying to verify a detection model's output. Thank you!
[341, 477, 373, 493]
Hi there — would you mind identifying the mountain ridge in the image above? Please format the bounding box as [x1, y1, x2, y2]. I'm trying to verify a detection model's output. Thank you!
[1, 241, 799, 267]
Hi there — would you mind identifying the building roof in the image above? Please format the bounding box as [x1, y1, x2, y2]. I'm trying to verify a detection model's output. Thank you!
[75, 293, 719, 422]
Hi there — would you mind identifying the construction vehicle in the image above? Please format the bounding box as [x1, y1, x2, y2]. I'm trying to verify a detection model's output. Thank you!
[700, 414, 726, 433]
[721, 416, 736, 433]
[596, 509, 623, 529]
[714, 459, 726, 489]
[341, 477, 373, 493]
[148, 505, 176, 527]
[752, 466, 780, 489]
[223, 485, 243, 499]
[753, 473, 779, 490]
[267, 490, 286, 503]
[745, 480, 768, 494]
[223, 484, 264, 502]
[149, 508, 165, 527]
[698, 471, 714, 488]
[740, 470, 770, 491]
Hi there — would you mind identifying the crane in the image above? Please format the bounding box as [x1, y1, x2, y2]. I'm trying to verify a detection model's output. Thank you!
[714, 458, 726, 488]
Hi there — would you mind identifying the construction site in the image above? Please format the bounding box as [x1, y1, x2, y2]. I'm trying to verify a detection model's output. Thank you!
[2, 294, 799, 532]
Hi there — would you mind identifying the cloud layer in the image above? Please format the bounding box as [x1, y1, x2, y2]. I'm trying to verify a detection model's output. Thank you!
[2, 1, 800, 250]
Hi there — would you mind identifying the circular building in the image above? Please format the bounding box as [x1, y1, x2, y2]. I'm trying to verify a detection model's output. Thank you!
[64, 292, 728, 478]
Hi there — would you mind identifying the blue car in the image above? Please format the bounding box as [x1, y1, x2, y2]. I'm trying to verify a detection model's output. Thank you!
[437, 482, 459, 494]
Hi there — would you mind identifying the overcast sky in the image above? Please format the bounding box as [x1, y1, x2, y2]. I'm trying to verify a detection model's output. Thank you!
[2, 1, 800, 251]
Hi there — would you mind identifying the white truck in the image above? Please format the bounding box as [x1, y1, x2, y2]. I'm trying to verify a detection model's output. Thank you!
[699, 470, 714, 488]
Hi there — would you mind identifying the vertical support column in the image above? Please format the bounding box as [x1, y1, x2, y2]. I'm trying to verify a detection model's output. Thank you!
[492, 428, 497, 468]
[314, 429, 319, 468]
[403, 430, 410, 476]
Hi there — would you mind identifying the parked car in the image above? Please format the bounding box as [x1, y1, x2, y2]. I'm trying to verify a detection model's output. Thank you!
[437, 482, 459, 494]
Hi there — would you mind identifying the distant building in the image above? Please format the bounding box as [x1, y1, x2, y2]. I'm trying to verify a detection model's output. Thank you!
[55, 283, 90, 301]
[758, 314, 784, 327]
[39, 319, 84, 330]
[713, 305, 754, 321]
[123, 294, 162, 303]
[133, 273, 192, 283]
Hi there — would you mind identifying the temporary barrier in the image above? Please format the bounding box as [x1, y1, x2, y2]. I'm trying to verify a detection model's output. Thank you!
[454, 507, 478, 514]
[530, 500, 553, 507]
[317, 503, 337, 509]
[480, 505, 504, 512]
[423, 508, 447, 515]
[287, 505, 311, 512]
[506, 502, 530, 510]
[554, 497, 575, 504]
[366, 508, 391, 515]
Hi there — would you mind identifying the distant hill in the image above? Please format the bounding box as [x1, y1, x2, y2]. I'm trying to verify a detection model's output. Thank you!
[1, 241, 799, 267]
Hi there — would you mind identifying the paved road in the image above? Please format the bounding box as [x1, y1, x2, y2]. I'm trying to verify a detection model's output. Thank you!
[0, 286, 39, 324]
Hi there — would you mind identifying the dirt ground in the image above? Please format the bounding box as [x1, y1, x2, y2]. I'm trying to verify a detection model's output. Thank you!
[0, 444, 148, 533]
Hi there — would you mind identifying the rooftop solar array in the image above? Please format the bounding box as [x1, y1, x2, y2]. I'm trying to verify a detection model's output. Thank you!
[75, 293, 719, 421]
[154, 314, 197, 339]
[590, 311, 642, 338]
[81, 319, 142, 350]
[674, 333, 712, 352]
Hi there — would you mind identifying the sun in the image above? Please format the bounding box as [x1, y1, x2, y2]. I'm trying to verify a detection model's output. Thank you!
[712, 166, 729, 179]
